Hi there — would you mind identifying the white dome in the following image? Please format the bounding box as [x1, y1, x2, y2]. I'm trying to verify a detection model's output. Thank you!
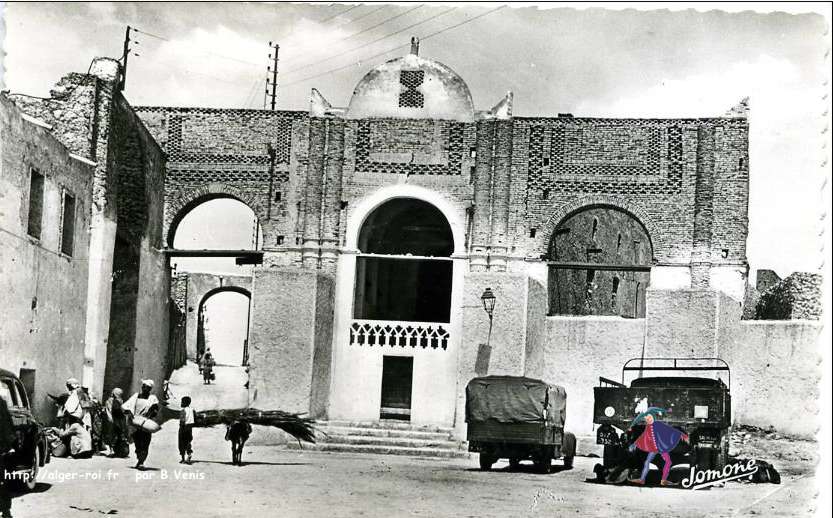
[346, 53, 474, 122]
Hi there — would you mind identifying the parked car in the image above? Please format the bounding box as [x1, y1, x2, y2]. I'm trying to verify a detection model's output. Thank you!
[466, 376, 576, 473]
[0, 368, 50, 491]
[593, 357, 731, 471]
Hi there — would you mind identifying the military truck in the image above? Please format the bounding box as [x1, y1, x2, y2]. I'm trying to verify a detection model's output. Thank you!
[593, 358, 731, 471]
[466, 376, 576, 473]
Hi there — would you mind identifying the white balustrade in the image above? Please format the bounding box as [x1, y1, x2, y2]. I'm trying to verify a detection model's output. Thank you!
[349, 319, 450, 350]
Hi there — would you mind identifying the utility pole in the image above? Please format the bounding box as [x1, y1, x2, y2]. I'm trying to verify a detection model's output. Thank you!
[120, 26, 133, 91]
[265, 42, 279, 110]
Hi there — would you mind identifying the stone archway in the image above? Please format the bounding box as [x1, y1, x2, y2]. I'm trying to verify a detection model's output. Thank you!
[329, 185, 466, 426]
[183, 273, 253, 361]
[547, 204, 654, 317]
[165, 183, 265, 248]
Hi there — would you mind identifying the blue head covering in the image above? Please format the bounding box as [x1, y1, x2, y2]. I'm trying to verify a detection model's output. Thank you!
[628, 407, 667, 429]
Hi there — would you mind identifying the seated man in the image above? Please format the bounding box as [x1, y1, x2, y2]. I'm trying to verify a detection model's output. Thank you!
[61, 416, 93, 459]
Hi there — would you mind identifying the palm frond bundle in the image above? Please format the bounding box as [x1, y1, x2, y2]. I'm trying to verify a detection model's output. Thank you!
[193, 408, 316, 443]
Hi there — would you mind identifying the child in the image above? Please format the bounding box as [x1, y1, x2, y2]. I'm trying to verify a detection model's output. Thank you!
[178, 396, 195, 464]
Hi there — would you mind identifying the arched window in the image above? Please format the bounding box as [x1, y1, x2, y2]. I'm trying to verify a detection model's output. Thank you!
[547, 206, 652, 317]
[354, 198, 453, 323]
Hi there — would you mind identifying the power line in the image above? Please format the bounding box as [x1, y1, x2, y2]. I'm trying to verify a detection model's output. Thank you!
[281, 5, 422, 70]
[281, 5, 505, 88]
[132, 27, 263, 68]
[318, 4, 361, 23]
[283, 5, 451, 76]
[333, 5, 386, 28]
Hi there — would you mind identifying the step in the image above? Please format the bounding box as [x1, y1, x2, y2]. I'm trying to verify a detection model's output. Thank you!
[287, 441, 472, 459]
[316, 425, 454, 441]
[313, 434, 462, 450]
[320, 420, 453, 434]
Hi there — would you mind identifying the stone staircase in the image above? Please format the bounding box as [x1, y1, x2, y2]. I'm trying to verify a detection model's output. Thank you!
[288, 420, 471, 459]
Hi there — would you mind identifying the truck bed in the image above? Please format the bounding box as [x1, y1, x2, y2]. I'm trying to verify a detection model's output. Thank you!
[467, 420, 562, 446]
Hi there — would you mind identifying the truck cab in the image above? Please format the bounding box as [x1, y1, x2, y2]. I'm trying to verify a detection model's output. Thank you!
[593, 358, 731, 471]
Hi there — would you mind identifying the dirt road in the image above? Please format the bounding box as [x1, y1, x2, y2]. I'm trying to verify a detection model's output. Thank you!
[11, 425, 817, 518]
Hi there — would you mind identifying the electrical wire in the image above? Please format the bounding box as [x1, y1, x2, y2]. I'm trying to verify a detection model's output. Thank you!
[132, 27, 263, 68]
[317, 4, 361, 23]
[281, 5, 505, 88]
[282, 5, 455, 76]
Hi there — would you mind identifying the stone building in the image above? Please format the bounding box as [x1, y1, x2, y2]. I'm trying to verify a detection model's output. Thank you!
[1, 59, 171, 421]
[0, 95, 95, 420]
[134, 42, 821, 440]
[2, 43, 821, 439]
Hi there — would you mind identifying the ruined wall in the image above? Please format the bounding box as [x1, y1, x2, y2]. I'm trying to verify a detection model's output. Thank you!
[0, 95, 94, 422]
[755, 272, 823, 320]
[103, 92, 170, 396]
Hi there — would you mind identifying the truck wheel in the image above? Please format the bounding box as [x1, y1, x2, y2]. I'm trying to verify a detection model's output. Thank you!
[714, 434, 729, 469]
[12, 447, 39, 492]
[534, 449, 552, 474]
[479, 453, 494, 471]
[603, 445, 620, 468]
[561, 432, 577, 469]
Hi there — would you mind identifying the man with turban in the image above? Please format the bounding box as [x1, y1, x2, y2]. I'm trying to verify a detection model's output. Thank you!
[627, 407, 689, 486]
[123, 380, 159, 469]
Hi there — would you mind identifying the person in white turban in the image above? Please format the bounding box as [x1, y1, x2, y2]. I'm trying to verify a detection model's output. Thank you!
[122, 380, 159, 469]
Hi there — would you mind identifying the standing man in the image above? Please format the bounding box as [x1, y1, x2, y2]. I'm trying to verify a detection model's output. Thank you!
[123, 380, 159, 470]
[1, 395, 16, 518]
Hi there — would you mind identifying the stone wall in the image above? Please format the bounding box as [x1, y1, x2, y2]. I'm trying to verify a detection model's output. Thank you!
[722, 321, 822, 437]
[527, 316, 647, 438]
[755, 272, 823, 320]
[0, 94, 94, 422]
[248, 268, 334, 415]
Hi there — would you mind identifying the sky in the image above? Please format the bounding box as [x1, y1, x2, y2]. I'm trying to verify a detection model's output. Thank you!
[1, 2, 830, 277]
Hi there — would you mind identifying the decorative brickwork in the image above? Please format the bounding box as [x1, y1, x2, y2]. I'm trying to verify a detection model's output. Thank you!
[354, 120, 466, 175]
[135, 106, 306, 247]
[525, 119, 684, 195]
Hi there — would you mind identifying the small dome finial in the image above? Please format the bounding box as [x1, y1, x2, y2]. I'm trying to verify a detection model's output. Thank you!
[410, 36, 420, 56]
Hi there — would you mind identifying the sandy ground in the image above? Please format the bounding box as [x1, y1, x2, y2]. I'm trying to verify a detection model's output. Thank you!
[9, 423, 819, 518]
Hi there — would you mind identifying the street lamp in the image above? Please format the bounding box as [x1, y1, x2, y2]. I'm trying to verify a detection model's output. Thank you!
[481, 287, 496, 347]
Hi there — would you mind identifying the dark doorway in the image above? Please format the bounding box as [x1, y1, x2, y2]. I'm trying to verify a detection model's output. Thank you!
[380, 356, 413, 421]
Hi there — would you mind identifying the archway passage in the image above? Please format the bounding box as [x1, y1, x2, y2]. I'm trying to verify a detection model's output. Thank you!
[198, 289, 251, 367]
[354, 198, 454, 323]
[171, 197, 263, 275]
[547, 206, 653, 318]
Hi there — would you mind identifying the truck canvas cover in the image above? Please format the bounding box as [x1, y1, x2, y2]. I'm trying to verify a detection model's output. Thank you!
[465, 376, 566, 426]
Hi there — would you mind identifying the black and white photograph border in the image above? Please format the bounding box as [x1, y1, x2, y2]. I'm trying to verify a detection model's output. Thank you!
[0, 2, 830, 518]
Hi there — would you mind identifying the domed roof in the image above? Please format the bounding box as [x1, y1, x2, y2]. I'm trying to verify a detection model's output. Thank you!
[345, 52, 475, 122]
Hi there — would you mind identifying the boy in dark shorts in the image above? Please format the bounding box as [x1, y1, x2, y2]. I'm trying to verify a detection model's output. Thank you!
[178, 396, 195, 464]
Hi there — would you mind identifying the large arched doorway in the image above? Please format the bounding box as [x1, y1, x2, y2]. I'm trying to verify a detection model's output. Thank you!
[167, 196, 260, 404]
[330, 187, 464, 426]
[352, 198, 454, 420]
[171, 197, 262, 275]
[353, 198, 454, 325]
[548, 206, 653, 318]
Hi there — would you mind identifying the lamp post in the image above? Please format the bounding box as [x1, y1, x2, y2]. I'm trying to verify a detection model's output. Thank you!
[481, 287, 496, 348]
